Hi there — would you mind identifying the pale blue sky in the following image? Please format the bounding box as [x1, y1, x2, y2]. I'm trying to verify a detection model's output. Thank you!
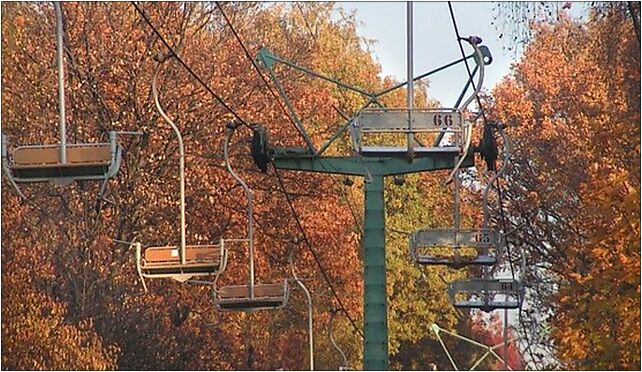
[335, 2, 589, 107]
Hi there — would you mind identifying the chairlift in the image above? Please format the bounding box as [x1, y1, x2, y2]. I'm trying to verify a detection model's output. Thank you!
[409, 124, 511, 268]
[409, 228, 502, 269]
[1, 2, 122, 194]
[134, 56, 227, 291]
[447, 125, 527, 312]
[350, 38, 491, 160]
[214, 122, 289, 312]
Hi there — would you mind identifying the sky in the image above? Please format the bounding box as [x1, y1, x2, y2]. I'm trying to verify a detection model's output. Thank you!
[335, 2, 589, 107]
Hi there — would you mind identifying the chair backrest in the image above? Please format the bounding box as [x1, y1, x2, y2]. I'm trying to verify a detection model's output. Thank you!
[144, 245, 222, 263]
[411, 228, 501, 249]
[355, 108, 463, 133]
[448, 279, 521, 297]
[12, 143, 111, 167]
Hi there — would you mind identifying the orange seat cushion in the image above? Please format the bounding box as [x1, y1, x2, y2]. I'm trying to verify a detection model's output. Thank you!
[12, 144, 111, 168]
[218, 283, 286, 299]
[144, 245, 221, 264]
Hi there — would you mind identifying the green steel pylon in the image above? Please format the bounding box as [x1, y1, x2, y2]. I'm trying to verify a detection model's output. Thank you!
[253, 25, 490, 367]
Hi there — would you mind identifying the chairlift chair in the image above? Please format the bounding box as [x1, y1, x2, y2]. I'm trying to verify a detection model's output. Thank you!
[445, 125, 527, 312]
[409, 228, 502, 269]
[134, 56, 227, 291]
[216, 280, 290, 311]
[351, 107, 468, 158]
[135, 241, 227, 287]
[214, 122, 289, 312]
[1, 2, 122, 192]
[2, 132, 122, 185]
[409, 123, 511, 268]
[349, 38, 491, 162]
[447, 278, 523, 312]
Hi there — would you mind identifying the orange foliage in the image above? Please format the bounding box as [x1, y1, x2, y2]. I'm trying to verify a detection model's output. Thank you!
[491, 5, 640, 369]
[1, 2, 370, 369]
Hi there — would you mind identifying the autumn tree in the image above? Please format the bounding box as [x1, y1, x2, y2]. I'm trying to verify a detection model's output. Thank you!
[491, 3, 640, 369]
[2, 2, 527, 370]
[2, 1, 379, 369]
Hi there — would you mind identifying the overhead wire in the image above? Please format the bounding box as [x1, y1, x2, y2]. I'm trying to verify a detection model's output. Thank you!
[214, 2, 305, 139]
[215, 1, 365, 340]
[133, 1, 363, 337]
[131, 1, 251, 129]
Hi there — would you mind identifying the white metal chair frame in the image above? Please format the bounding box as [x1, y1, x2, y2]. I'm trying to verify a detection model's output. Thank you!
[349, 38, 485, 169]
[1, 2, 122, 196]
[288, 250, 314, 370]
[447, 125, 527, 311]
[213, 123, 289, 312]
[409, 123, 517, 272]
[328, 309, 351, 371]
[405, 41, 505, 269]
[134, 56, 227, 291]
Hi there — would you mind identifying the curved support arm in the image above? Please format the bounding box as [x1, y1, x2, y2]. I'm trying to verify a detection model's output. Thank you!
[482, 124, 510, 228]
[134, 242, 148, 292]
[445, 39, 487, 184]
[328, 309, 349, 370]
[203, 238, 229, 291]
[152, 58, 187, 264]
[223, 123, 255, 293]
[458, 39, 486, 112]
[289, 250, 314, 370]
[445, 120, 474, 185]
